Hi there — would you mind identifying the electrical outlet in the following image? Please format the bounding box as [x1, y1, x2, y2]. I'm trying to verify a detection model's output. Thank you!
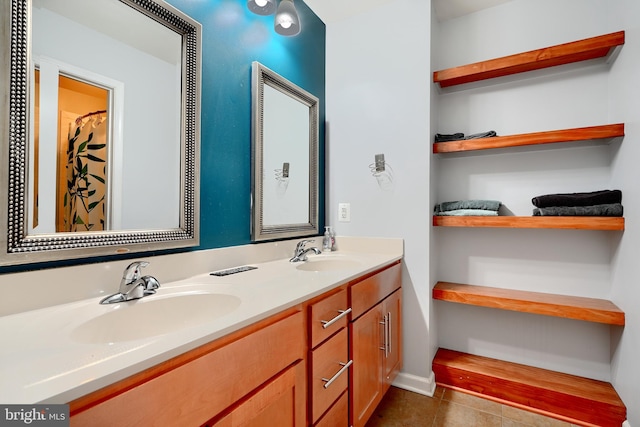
[338, 203, 351, 222]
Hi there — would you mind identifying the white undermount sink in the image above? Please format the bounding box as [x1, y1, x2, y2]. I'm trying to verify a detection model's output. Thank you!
[71, 292, 241, 344]
[295, 256, 363, 272]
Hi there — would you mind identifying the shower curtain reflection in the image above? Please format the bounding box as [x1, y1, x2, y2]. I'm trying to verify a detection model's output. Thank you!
[57, 111, 108, 232]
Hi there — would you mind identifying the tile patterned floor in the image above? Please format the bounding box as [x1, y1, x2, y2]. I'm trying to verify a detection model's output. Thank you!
[365, 386, 581, 427]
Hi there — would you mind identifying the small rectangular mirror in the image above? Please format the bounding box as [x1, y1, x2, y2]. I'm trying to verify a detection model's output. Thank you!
[251, 62, 319, 241]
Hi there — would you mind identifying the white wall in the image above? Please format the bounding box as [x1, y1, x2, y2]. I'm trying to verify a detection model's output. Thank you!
[326, 0, 434, 392]
[608, 0, 640, 423]
[433, 0, 639, 423]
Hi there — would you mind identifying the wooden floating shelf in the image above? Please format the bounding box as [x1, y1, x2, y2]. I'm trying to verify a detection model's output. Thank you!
[433, 123, 624, 154]
[433, 31, 625, 88]
[433, 282, 624, 325]
[432, 216, 625, 231]
[433, 348, 627, 427]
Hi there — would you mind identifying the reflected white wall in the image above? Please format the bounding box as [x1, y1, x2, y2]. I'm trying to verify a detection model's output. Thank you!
[32, 2, 180, 231]
[262, 85, 310, 225]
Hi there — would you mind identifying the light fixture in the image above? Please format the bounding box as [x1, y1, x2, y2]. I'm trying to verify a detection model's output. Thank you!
[247, 0, 276, 16]
[247, 0, 301, 36]
[275, 0, 301, 36]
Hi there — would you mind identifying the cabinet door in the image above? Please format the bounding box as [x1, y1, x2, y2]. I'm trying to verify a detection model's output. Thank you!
[209, 361, 305, 427]
[382, 289, 402, 392]
[350, 305, 383, 427]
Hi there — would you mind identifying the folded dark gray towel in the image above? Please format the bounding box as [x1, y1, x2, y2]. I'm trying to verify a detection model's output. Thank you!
[533, 203, 623, 217]
[531, 190, 622, 208]
[434, 133, 465, 143]
[465, 130, 497, 140]
[434, 200, 501, 213]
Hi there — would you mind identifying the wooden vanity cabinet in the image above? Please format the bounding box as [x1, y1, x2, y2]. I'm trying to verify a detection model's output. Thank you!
[349, 262, 402, 427]
[69, 260, 402, 427]
[69, 309, 306, 427]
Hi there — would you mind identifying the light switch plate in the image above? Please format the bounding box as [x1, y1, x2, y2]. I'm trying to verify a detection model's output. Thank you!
[338, 203, 351, 222]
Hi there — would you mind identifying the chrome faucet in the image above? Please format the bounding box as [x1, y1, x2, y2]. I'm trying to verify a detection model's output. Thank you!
[290, 239, 321, 262]
[100, 261, 160, 304]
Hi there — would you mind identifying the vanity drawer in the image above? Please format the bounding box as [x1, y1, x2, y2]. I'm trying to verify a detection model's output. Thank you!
[314, 390, 348, 427]
[310, 327, 350, 423]
[350, 262, 401, 319]
[309, 288, 350, 348]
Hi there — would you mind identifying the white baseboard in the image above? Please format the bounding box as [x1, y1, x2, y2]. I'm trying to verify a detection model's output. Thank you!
[391, 371, 436, 397]
[622, 421, 630, 427]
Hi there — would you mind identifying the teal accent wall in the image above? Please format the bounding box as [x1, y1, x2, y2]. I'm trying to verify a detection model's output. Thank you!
[168, 0, 326, 249]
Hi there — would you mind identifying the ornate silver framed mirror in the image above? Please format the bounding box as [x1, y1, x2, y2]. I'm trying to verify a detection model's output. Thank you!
[251, 62, 319, 242]
[0, 0, 201, 266]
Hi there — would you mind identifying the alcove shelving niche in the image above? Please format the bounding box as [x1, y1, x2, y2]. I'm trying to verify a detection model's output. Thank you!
[432, 101, 625, 231]
[431, 30, 627, 426]
[432, 122, 626, 230]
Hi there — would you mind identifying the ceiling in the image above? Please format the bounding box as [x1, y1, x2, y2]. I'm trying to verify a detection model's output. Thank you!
[303, 0, 514, 24]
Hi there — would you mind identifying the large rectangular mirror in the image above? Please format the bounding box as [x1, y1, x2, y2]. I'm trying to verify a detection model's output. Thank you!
[251, 62, 319, 241]
[0, 0, 201, 265]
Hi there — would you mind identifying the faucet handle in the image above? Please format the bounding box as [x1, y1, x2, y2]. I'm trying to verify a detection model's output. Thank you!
[102, 261, 158, 304]
[295, 239, 314, 251]
[119, 261, 150, 294]
[122, 261, 149, 280]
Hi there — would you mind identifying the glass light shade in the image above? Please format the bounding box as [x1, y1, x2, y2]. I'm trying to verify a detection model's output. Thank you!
[248, 0, 276, 16]
[275, 0, 301, 36]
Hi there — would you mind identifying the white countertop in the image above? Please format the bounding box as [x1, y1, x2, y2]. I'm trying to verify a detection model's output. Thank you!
[0, 243, 402, 404]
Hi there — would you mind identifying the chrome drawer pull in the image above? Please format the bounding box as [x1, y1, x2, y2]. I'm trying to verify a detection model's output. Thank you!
[321, 360, 353, 389]
[320, 308, 352, 329]
[387, 311, 392, 355]
[379, 314, 388, 355]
